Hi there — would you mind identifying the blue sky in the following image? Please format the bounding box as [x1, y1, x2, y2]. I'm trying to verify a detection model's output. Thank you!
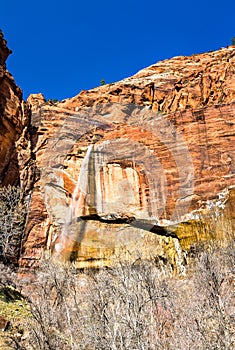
[1, 0, 235, 101]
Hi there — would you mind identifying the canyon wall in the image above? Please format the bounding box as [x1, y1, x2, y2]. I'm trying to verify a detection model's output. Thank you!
[0, 31, 234, 268]
[0, 31, 27, 186]
[19, 47, 235, 269]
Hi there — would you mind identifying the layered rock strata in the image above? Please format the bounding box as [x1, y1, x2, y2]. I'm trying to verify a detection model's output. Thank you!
[18, 46, 235, 269]
[0, 31, 26, 186]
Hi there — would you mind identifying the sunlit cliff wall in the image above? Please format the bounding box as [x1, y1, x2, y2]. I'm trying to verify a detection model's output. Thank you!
[0, 31, 26, 186]
[17, 46, 235, 269]
[0, 31, 234, 269]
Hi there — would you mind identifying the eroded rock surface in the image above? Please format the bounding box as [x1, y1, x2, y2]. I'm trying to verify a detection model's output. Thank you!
[15, 47, 235, 269]
[0, 31, 26, 185]
[60, 47, 235, 113]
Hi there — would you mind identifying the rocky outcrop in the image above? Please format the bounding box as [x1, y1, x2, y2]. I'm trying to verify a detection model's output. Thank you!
[18, 46, 235, 269]
[0, 31, 26, 186]
[0, 34, 231, 267]
[1, 31, 233, 269]
[60, 47, 235, 113]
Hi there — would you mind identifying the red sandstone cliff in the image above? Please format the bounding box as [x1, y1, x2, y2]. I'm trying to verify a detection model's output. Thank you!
[59, 47, 235, 112]
[0, 31, 27, 186]
[17, 47, 235, 269]
[0, 31, 234, 268]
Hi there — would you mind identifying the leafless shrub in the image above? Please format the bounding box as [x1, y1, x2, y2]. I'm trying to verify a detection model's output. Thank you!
[0, 262, 16, 290]
[0, 186, 26, 265]
[12, 240, 232, 350]
[16, 258, 174, 350]
[169, 241, 235, 350]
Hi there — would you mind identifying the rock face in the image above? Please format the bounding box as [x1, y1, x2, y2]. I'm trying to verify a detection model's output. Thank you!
[0, 31, 26, 186]
[16, 46, 235, 269]
[60, 47, 235, 113]
[0, 38, 230, 268]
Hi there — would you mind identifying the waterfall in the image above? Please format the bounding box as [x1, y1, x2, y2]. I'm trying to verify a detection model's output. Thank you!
[70, 144, 94, 218]
[54, 145, 94, 257]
